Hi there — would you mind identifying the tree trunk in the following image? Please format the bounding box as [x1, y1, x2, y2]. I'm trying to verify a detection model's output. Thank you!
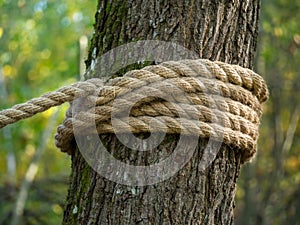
[62, 0, 260, 224]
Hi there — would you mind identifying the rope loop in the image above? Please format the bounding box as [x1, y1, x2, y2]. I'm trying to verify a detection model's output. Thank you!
[0, 59, 269, 163]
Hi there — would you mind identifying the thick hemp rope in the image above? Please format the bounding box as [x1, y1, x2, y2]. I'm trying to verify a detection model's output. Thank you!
[0, 59, 268, 163]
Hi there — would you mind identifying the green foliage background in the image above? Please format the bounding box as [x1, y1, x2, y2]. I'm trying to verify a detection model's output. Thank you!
[236, 1, 300, 224]
[0, 0, 97, 224]
[0, 0, 299, 224]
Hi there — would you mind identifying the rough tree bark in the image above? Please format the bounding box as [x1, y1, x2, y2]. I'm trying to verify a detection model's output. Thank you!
[62, 0, 260, 224]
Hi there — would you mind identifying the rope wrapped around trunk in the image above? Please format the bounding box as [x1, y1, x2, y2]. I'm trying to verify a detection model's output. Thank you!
[0, 59, 269, 163]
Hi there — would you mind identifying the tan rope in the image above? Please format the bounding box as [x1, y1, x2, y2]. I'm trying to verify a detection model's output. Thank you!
[0, 59, 269, 162]
[0, 78, 104, 128]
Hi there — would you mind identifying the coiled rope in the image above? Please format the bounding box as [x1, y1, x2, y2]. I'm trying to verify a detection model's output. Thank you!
[0, 59, 268, 162]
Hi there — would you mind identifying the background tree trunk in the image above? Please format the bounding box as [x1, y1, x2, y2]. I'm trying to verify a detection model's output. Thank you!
[62, 0, 260, 224]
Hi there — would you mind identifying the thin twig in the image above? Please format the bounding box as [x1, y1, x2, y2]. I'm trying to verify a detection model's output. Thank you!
[0, 67, 16, 184]
[11, 109, 59, 225]
[282, 104, 300, 154]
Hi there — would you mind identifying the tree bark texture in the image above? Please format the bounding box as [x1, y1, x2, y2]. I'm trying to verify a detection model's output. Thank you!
[62, 0, 260, 224]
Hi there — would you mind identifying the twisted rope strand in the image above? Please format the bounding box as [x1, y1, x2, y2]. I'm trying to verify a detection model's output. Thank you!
[57, 116, 257, 158]
[0, 59, 269, 162]
[0, 79, 104, 128]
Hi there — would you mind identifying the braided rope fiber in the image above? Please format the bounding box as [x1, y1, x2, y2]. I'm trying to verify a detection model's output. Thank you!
[0, 59, 268, 162]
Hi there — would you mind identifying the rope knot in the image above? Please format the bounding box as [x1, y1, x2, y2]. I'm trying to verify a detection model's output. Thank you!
[55, 59, 268, 163]
[0, 59, 269, 163]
